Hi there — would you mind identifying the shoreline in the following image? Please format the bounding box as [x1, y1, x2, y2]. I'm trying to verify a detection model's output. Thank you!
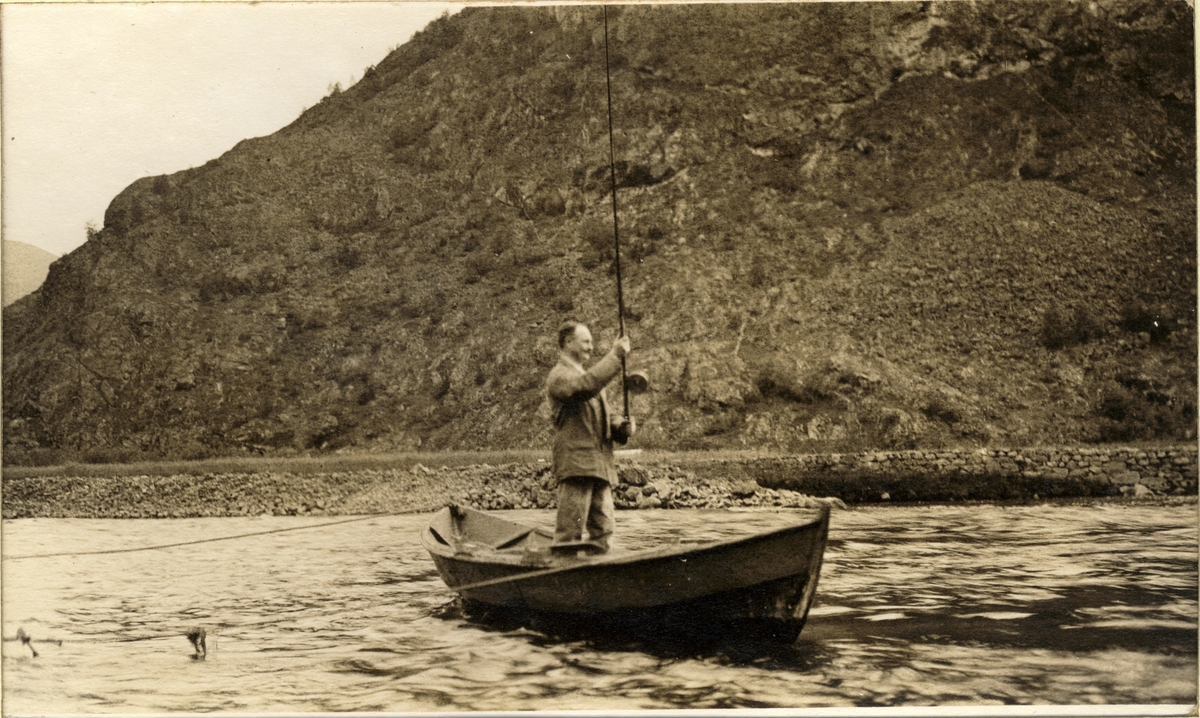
[1, 461, 836, 519]
[3, 445, 1196, 519]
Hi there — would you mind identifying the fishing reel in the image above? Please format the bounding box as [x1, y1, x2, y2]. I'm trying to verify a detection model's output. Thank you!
[624, 371, 649, 394]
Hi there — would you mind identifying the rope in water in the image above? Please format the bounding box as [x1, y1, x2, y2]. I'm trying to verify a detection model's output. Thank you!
[6, 514, 383, 560]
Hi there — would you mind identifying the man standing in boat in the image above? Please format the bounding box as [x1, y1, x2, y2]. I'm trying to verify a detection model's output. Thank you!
[546, 320, 635, 554]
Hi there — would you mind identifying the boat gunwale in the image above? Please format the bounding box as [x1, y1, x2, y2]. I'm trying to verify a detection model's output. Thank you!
[420, 505, 830, 580]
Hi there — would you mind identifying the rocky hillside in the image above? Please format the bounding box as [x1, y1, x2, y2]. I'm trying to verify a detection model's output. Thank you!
[3, 1, 1195, 465]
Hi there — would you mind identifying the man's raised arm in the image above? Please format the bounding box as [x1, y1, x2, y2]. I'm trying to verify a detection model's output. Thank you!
[547, 337, 630, 402]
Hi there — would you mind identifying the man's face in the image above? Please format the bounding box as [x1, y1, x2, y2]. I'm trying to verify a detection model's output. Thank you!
[563, 325, 593, 364]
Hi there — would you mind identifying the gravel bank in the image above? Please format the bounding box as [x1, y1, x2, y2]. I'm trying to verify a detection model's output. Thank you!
[4, 448, 1193, 519]
[0, 460, 835, 519]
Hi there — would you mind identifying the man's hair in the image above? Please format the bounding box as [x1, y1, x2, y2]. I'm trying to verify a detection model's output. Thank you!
[557, 320, 582, 349]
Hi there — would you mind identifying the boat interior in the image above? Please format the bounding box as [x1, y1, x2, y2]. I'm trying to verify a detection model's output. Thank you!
[426, 505, 562, 565]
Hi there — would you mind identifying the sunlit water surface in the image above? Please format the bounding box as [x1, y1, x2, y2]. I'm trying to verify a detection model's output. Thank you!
[3, 503, 1196, 713]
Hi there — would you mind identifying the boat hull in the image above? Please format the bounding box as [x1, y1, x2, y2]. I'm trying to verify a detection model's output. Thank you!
[458, 573, 816, 646]
[422, 505, 829, 643]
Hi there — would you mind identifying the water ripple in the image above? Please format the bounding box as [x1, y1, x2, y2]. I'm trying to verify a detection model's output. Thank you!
[3, 503, 1195, 711]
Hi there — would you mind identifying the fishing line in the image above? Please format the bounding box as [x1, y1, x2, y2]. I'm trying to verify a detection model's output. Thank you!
[6, 514, 384, 560]
[1018, 73, 1115, 169]
[10, 612, 327, 646]
[4, 633, 176, 646]
[5, 599, 385, 651]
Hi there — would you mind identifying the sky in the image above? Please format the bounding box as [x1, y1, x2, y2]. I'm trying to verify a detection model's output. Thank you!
[2, 2, 463, 257]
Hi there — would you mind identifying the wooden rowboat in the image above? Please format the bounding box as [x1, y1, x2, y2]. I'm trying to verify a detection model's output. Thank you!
[422, 504, 829, 644]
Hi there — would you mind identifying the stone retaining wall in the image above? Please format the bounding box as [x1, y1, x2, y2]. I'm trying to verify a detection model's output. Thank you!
[739, 445, 1197, 503]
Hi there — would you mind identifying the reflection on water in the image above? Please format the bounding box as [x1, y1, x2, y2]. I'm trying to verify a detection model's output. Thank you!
[3, 502, 1196, 712]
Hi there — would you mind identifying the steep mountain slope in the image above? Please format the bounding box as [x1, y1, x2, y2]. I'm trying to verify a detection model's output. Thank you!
[2, 241, 57, 307]
[3, 1, 1194, 464]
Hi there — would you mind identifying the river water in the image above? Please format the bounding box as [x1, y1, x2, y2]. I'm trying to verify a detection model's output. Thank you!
[2, 502, 1196, 713]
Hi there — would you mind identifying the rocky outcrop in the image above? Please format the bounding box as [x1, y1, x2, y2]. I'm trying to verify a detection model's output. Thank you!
[2, 2, 1194, 464]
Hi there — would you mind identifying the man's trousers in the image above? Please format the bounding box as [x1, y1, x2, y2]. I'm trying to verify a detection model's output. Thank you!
[554, 476, 615, 551]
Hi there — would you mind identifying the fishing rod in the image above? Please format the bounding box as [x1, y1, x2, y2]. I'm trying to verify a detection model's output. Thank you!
[602, 5, 630, 420]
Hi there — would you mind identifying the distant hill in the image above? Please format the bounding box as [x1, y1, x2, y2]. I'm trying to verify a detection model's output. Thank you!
[2, 241, 57, 307]
[2, 1, 1195, 465]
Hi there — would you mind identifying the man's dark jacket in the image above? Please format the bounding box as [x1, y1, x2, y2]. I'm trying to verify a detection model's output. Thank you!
[546, 351, 630, 485]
